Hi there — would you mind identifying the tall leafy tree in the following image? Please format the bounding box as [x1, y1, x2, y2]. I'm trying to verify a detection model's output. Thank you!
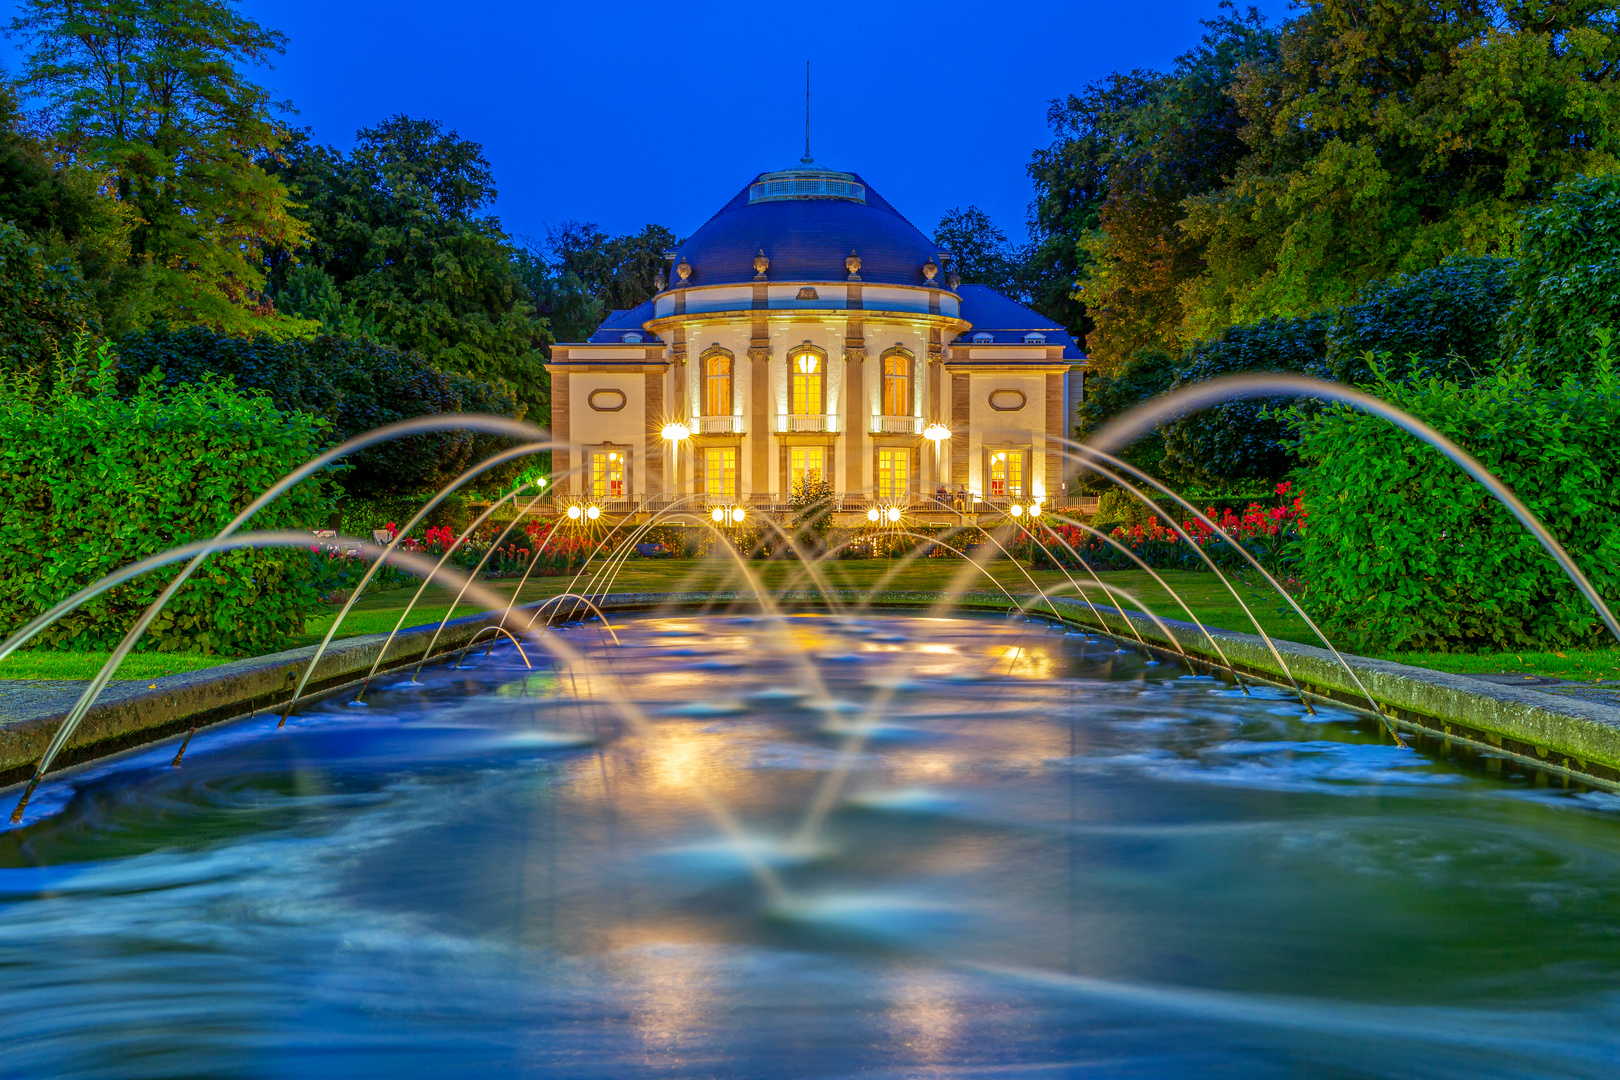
[1037, 7, 1276, 375]
[1186, 0, 1620, 330]
[269, 118, 550, 420]
[933, 205, 1024, 300]
[544, 221, 676, 314]
[0, 82, 147, 342]
[6, 0, 307, 332]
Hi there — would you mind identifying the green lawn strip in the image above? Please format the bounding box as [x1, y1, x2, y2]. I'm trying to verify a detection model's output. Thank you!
[1376, 649, 1620, 683]
[5, 558, 1613, 684]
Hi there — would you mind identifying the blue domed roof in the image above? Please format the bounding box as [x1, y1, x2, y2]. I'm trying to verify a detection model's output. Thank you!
[672, 170, 941, 289]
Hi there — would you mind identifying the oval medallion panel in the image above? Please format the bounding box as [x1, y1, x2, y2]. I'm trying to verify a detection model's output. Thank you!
[988, 388, 1027, 412]
[588, 389, 627, 412]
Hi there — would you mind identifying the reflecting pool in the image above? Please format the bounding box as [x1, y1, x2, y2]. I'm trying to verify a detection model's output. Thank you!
[3, 614, 1619, 1078]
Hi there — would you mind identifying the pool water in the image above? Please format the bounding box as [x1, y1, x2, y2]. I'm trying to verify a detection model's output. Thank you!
[3, 614, 1619, 1079]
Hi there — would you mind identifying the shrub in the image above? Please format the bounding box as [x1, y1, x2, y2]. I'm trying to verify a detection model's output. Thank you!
[1160, 315, 1331, 488]
[1326, 256, 1513, 385]
[113, 326, 525, 498]
[1072, 349, 1178, 489]
[0, 346, 339, 654]
[1291, 357, 1620, 652]
[789, 475, 836, 551]
[1501, 174, 1620, 381]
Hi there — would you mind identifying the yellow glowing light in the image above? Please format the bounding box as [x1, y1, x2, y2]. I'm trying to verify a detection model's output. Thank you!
[867, 507, 880, 522]
[537, 477, 547, 486]
[885, 506, 901, 523]
[566, 505, 582, 520]
[923, 422, 952, 441]
[661, 422, 691, 441]
[796, 354, 818, 374]
[586, 505, 601, 520]
[1009, 504, 1024, 518]
[1030, 501, 1043, 517]
[732, 506, 746, 521]
[712, 507, 725, 522]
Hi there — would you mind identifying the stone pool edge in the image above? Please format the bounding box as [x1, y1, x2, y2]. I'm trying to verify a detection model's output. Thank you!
[3, 588, 1618, 792]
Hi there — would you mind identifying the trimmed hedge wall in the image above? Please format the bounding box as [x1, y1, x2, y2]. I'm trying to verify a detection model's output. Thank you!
[0, 352, 338, 654]
[1292, 362, 1620, 653]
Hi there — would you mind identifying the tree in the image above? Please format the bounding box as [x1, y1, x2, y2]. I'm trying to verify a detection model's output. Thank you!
[0, 221, 100, 371]
[1185, 0, 1620, 332]
[7, 0, 308, 332]
[544, 221, 676, 314]
[512, 245, 603, 348]
[267, 118, 551, 420]
[0, 82, 146, 332]
[1059, 8, 1278, 374]
[933, 205, 1023, 300]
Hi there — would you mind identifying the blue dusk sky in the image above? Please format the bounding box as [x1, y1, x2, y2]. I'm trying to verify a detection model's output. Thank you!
[4, 0, 1295, 248]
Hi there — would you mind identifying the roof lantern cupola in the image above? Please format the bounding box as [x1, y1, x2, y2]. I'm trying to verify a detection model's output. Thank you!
[748, 167, 866, 205]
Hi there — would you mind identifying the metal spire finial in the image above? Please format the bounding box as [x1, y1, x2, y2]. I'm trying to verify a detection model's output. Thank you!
[802, 61, 813, 165]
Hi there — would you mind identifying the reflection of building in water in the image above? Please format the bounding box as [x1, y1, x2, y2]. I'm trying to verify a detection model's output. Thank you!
[547, 163, 1088, 522]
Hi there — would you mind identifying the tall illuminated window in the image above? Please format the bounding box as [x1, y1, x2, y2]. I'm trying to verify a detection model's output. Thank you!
[591, 448, 625, 499]
[789, 446, 825, 491]
[877, 447, 909, 500]
[791, 353, 821, 415]
[705, 447, 737, 498]
[881, 355, 910, 416]
[988, 450, 1023, 499]
[704, 353, 731, 417]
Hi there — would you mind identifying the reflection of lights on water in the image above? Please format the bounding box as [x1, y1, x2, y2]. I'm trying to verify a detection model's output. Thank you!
[887, 970, 964, 1064]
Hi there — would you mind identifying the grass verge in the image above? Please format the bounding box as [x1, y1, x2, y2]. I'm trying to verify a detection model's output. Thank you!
[4, 557, 1614, 684]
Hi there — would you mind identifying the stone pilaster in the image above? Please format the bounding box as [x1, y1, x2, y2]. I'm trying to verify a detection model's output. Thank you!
[644, 368, 664, 498]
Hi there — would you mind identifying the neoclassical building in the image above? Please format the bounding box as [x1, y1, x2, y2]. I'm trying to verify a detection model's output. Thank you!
[547, 164, 1087, 519]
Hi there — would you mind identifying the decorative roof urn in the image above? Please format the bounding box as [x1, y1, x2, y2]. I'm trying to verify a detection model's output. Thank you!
[676, 257, 692, 284]
[845, 250, 862, 281]
[922, 259, 939, 284]
[654, 268, 667, 291]
[947, 272, 961, 291]
[753, 249, 770, 280]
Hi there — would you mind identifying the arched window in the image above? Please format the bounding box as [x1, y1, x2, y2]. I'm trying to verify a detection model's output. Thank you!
[881, 354, 911, 416]
[704, 352, 732, 417]
[1024, 332, 1046, 344]
[972, 332, 993, 343]
[791, 352, 822, 416]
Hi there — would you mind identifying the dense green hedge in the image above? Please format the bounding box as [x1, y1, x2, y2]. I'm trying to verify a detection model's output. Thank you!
[1161, 315, 1330, 487]
[0, 350, 338, 654]
[1502, 174, 1620, 381]
[1292, 361, 1620, 653]
[113, 326, 524, 498]
[1325, 257, 1512, 385]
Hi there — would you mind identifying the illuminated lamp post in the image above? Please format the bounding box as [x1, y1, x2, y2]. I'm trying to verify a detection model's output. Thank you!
[710, 504, 747, 527]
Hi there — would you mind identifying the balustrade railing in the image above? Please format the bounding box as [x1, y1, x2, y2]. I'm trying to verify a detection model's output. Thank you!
[776, 413, 837, 433]
[870, 415, 921, 435]
[697, 415, 743, 434]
